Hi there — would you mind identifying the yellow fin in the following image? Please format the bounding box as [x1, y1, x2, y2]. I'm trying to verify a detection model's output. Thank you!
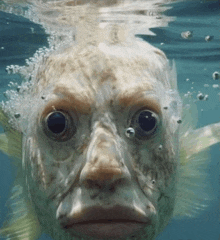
[0, 107, 39, 239]
[0, 108, 22, 160]
[0, 133, 9, 156]
[173, 122, 220, 218]
[0, 184, 41, 240]
[180, 122, 220, 164]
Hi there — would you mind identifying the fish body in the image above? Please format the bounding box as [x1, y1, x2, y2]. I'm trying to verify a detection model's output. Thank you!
[0, 1, 219, 240]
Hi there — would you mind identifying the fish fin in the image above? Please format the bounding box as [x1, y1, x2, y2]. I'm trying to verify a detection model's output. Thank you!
[0, 108, 22, 160]
[173, 122, 220, 218]
[0, 133, 9, 156]
[180, 122, 220, 162]
[0, 184, 41, 240]
[0, 108, 39, 239]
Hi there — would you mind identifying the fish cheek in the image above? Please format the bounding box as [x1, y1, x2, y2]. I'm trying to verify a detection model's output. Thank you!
[131, 128, 178, 229]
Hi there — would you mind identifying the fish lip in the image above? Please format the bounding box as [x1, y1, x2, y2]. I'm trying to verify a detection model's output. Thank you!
[64, 219, 147, 229]
[60, 205, 150, 227]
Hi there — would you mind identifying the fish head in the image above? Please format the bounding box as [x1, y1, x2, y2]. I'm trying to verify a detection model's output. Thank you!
[22, 41, 182, 240]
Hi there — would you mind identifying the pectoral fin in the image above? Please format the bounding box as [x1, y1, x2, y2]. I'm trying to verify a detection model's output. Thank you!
[0, 184, 41, 240]
[0, 108, 22, 160]
[173, 122, 220, 218]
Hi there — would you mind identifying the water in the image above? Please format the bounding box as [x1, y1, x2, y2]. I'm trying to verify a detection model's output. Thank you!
[0, 1, 219, 240]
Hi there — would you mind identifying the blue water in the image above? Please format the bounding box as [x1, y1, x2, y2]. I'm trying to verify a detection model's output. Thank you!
[0, 1, 219, 240]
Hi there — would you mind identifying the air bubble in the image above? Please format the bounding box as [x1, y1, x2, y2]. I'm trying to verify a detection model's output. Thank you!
[205, 35, 214, 42]
[125, 127, 135, 138]
[158, 145, 163, 150]
[181, 31, 193, 39]
[197, 93, 204, 100]
[212, 71, 219, 80]
[14, 113, 20, 119]
[213, 84, 219, 89]
[197, 93, 208, 101]
[6, 65, 21, 75]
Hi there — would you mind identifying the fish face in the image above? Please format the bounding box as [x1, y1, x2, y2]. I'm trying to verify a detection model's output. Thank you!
[22, 42, 182, 240]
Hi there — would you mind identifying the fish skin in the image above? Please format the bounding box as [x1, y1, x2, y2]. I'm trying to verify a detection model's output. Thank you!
[0, 1, 219, 240]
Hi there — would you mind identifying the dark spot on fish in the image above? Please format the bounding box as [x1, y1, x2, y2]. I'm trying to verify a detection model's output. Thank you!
[60, 63, 67, 68]
[100, 69, 116, 83]
[177, 119, 182, 124]
[163, 107, 168, 110]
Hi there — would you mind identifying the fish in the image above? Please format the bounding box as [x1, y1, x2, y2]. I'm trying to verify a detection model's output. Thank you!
[0, 0, 219, 240]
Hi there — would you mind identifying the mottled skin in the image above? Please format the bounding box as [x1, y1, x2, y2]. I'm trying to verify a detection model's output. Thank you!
[0, 1, 219, 240]
[21, 40, 182, 240]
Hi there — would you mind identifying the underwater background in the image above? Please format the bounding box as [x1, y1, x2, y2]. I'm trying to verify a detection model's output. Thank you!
[0, 1, 219, 240]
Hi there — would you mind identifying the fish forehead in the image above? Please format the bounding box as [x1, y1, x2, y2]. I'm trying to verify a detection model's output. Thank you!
[38, 41, 168, 111]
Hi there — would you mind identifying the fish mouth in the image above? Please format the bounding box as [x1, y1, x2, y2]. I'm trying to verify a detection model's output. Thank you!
[61, 206, 151, 239]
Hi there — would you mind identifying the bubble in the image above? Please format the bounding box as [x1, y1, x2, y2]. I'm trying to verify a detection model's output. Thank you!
[197, 93, 204, 100]
[212, 71, 219, 80]
[14, 113, 21, 119]
[205, 35, 214, 42]
[181, 31, 193, 39]
[5, 65, 21, 75]
[16, 86, 21, 92]
[204, 84, 209, 87]
[158, 145, 163, 150]
[204, 94, 208, 101]
[125, 127, 135, 138]
[213, 84, 219, 89]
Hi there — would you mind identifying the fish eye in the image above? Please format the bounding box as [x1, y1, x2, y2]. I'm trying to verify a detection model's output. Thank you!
[138, 110, 157, 132]
[43, 111, 76, 141]
[130, 109, 159, 138]
[47, 112, 66, 133]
